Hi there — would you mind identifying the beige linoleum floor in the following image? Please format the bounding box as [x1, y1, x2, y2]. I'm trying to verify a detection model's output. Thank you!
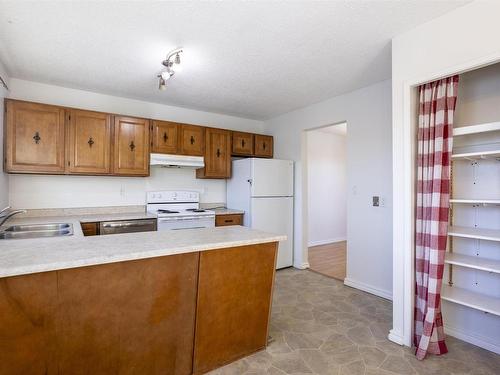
[208, 268, 499, 375]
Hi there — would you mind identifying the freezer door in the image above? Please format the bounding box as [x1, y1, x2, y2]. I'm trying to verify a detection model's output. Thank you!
[251, 159, 294, 197]
[251, 197, 293, 269]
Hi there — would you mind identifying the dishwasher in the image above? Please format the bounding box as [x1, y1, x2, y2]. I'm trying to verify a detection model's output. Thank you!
[99, 219, 157, 235]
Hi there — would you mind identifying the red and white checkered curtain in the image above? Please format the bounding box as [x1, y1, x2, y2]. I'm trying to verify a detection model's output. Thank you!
[414, 75, 459, 360]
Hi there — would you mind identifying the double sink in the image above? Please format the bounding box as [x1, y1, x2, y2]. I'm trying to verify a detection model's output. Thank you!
[0, 223, 74, 239]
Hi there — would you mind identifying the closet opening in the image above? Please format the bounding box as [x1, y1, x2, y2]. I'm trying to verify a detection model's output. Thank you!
[412, 62, 500, 357]
[305, 122, 347, 280]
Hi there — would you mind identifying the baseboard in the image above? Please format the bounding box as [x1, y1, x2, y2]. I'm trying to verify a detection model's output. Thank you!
[293, 262, 310, 270]
[388, 329, 405, 346]
[308, 237, 346, 247]
[445, 324, 500, 354]
[344, 277, 392, 300]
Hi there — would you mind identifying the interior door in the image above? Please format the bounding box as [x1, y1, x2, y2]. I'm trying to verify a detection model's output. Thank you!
[251, 197, 293, 268]
[67, 109, 111, 174]
[112, 116, 150, 176]
[5, 100, 65, 173]
[251, 159, 294, 197]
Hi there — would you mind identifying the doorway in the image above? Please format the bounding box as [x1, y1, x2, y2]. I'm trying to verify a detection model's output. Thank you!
[306, 122, 347, 280]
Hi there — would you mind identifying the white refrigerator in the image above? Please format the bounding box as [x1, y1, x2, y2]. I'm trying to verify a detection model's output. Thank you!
[227, 158, 294, 269]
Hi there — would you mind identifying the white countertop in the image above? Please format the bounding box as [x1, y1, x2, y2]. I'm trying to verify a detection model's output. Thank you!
[213, 208, 245, 215]
[0, 215, 285, 278]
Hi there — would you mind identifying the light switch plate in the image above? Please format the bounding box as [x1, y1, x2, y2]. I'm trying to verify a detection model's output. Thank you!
[373, 196, 380, 207]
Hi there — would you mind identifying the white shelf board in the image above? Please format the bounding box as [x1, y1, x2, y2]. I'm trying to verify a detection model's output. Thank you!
[445, 253, 500, 274]
[442, 285, 500, 316]
[453, 122, 500, 136]
[451, 149, 500, 160]
[450, 199, 500, 205]
[448, 226, 500, 242]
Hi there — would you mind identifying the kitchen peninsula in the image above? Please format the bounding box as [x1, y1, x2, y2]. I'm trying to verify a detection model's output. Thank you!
[0, 221, 285, 375]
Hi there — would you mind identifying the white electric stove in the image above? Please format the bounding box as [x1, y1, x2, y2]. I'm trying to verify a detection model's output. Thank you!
[146, 191, 215, 231]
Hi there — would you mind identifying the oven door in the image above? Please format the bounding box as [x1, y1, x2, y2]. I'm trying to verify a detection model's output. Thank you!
[157, 216, 215, 231]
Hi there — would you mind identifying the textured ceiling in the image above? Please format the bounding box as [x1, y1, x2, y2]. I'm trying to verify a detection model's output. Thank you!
[0, 1, 467, 120]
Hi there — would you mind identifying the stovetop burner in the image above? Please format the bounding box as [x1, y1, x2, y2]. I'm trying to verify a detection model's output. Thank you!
[186, 208, 206, 213]
[157, 209, 180, 214]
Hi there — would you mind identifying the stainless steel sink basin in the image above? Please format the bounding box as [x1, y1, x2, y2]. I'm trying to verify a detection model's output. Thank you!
[0, 223, 73, 239]
[4, 223, 71, 232]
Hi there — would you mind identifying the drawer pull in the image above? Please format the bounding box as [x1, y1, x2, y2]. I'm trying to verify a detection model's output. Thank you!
[225, 219, 233, 223]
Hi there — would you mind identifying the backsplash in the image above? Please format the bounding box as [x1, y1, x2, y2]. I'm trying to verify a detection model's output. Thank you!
[9, 167, 226, 209]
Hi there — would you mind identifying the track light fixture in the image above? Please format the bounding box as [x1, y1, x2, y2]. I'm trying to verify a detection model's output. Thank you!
[157, 48, 183, 90]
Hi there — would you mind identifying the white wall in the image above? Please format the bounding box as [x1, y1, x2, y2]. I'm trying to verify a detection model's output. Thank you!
[307, 129, 347, 246]
[265, 79, 393, 299]
[6, 79, 264, 208]
[0, 61, 9, 209]
[391, 1, 500, 349]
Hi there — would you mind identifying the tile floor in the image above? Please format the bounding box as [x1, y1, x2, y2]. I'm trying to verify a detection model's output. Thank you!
[208, 268, 499, 375]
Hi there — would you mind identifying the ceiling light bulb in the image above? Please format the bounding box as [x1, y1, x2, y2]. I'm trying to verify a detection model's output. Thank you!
[158, 77, 167, 90]
[175, 53, 181, 65]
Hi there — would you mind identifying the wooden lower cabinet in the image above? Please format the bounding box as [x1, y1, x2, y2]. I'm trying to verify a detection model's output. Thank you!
[215, 214, 243, 227]
[0, 254, 199, 375]
[193, 243, 277, 374]
[80, 222, 99, 236]
[0, 243, 278, 375]
[0, 272, 58, 375]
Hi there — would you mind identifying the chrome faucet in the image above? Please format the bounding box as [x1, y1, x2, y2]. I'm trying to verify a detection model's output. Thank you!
[0, 207, 27, 227]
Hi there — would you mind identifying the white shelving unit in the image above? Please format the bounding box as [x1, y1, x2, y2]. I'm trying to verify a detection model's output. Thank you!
[445, 253, 500, 274]
[448, 226, 500, 242]
[452, 121, 500, 136]
[445, 120, 500, 326]
[450, 199, 500, 205]
[442, 285, 500, 317]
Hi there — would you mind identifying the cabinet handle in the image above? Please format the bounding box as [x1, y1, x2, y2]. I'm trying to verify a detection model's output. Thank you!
[224, 219, 234, 223]
[163, 132, 168, 142]
[241, 139, 245, 148]
[263, 142, 266, 150]
[88, 137, 94, 148]
[33, 131, 41, 144]
[216, 148, 221, 157]
[190, 135, 195, 145]
[129, 141, 135, 151]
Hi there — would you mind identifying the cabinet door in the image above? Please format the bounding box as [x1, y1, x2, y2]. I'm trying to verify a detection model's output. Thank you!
[0, 272, 58, 374]
[4, 100, 65, 173]
[112, 116, 150, 176]
[152, 120, 178, 154]
[231, 131, 254, 156]
[179, 124, 205, 156]
[67, 109, 111, 174]
[254, 135, 273, 158]
[197, 128, 231, 179]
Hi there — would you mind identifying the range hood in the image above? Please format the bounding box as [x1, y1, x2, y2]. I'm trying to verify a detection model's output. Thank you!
[150, 153, 204, 168]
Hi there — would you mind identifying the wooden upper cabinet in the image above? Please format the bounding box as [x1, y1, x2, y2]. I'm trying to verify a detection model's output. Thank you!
[152, 120, 178, 154]
[4, 100, 66, 173]
[254, 134, 274, 158]
[179, 124, 205, 156]
[231, 131, 254, 156]
[196, 128, 231, 179]
[67, 109, 112, 174]
[112, 116, 150, 176]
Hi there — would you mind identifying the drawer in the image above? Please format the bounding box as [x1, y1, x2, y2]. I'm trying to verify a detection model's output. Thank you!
[215, 214, 243, 227]
[81, 222, 99, 236]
